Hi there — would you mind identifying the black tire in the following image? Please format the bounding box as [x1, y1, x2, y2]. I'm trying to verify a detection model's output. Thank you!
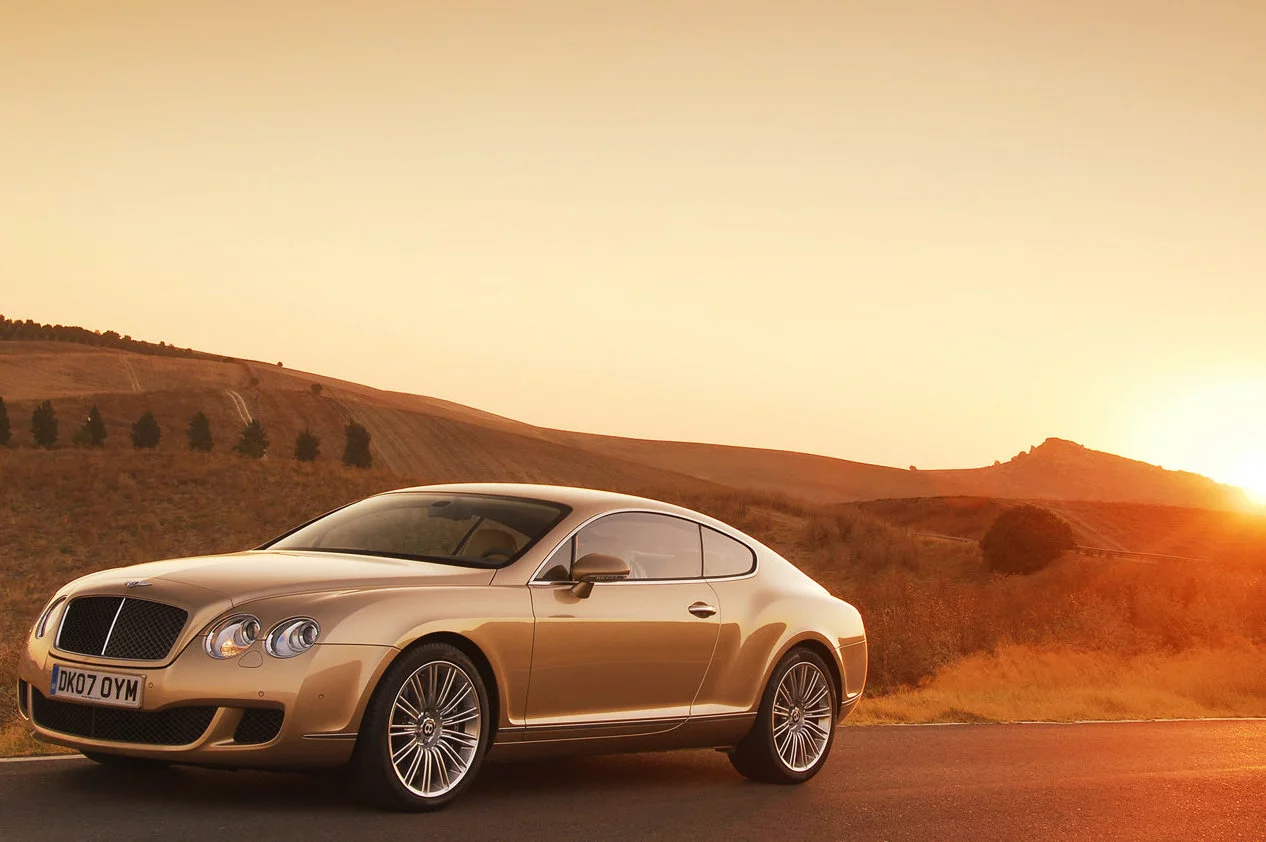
[352, 642, 492, 811]
[729, 647, 838, 784]
[81, 751, 169, 770]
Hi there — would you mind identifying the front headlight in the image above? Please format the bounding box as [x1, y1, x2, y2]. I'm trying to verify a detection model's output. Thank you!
[34, 596, 67, 639]
[266, 618, 320, 658]
[205, 614, 261, 659]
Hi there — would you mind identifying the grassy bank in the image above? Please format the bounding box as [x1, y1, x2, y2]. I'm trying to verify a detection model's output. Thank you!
[850, 643, 1266, 724]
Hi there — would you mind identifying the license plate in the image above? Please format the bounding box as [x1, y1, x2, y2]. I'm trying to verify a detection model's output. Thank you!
[49, 664, 143, 709]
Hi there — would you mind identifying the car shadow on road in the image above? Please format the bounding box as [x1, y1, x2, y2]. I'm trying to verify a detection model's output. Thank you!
[53, 750, 755, 813]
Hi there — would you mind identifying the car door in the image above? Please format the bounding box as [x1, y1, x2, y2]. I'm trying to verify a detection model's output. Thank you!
[525, 512, 720, 729]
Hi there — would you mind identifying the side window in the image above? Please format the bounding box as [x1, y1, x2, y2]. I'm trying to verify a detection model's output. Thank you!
[574, 513, 703, 580]
[538, 538, 574, 582]
[703, 527, 756, 578]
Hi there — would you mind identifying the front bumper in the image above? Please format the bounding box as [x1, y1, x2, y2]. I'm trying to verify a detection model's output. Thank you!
[16, 635, 396, 768]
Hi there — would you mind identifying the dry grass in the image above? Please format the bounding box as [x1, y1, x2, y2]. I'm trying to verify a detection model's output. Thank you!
[3, 447, 1264, 758]
[858, 496, 1266, 563]
[849, 643, 1266, 724]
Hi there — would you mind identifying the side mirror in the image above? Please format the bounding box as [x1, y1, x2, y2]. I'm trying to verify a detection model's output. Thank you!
[570, 553, 631, 598]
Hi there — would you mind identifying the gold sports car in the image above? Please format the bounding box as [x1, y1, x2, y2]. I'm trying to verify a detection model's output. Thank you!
[16, 484, 868, 810]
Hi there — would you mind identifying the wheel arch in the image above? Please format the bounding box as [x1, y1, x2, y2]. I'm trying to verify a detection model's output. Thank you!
[405, 631, 502, 742]
[765, 633, 844, 715]
[356, 631, 503, 744]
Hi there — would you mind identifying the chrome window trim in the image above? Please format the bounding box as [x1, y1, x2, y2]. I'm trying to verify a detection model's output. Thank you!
[527, 508, 760, 586]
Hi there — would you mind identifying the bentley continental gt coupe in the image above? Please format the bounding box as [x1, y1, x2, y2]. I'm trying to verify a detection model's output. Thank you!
[16, 484, 867, 810]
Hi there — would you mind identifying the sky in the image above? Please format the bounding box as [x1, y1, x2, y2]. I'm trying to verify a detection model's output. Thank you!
[2, 1, 1264, 496]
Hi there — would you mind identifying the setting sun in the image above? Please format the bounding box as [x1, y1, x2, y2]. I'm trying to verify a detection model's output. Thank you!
[1135, 378, 1266, 505]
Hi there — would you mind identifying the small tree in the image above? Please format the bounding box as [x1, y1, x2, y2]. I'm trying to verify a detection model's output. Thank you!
[0, 396, 10, 446]
[187, 412, 213, 452]
[235, 419, 269, 459]
[131, 410, 161, 449]
[342, 420, 372, 468]
[294, 428, 320, 462]
[980, 505, 1075, 575]
[31, 400, 58, 448]
[81, 405, 107, 447]
[310, 382, 323, 396]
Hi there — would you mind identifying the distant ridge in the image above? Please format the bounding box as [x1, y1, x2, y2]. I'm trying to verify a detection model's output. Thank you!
[0, 318, 1249, 511]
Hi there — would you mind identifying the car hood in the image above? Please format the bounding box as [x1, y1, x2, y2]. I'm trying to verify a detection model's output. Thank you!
[81, 550, 496, 604]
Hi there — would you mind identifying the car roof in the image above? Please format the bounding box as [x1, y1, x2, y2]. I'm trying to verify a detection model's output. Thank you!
[383, 483, 707, 521]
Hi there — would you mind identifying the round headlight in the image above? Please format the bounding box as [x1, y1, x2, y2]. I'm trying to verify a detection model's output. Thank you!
[34, 596, 67, 639]
[205, 614, 261, 659]
[266, 618, 320, 658]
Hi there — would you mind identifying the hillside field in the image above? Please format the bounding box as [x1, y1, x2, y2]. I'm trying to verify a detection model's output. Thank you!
[0, 338, 1249, 511]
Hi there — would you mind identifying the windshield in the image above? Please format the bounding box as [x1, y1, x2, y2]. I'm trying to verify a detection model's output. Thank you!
[263, 492, 570, 568]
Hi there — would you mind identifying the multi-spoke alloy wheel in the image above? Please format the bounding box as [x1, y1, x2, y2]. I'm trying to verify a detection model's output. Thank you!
[388, 660, 482, 797]
[354, 643, 491, 811]
[730, 647, 838, 784]
[771, 661, 833, 772]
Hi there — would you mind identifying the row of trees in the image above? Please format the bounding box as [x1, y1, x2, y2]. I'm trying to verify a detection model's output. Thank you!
[0, 397, 373, 468]
[0, 315, 226, 361]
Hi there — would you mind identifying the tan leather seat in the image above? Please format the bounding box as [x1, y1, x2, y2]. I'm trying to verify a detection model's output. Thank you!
[463, 528, 517, 559]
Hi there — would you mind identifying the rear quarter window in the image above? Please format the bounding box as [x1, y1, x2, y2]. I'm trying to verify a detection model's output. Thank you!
[703, 527, 756, 578]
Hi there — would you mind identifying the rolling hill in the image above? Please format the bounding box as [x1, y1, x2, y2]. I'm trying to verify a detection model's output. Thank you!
[0, 334, 1249, 511]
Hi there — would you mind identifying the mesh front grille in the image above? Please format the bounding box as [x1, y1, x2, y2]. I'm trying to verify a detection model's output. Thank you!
[31, 691, 215, 746]
[234, 709, 284, 745]
[17, 679, 30, 718]
[56, 596, 187, 661]
[56, 597, 122, 656]
[103, 599, 188, 660]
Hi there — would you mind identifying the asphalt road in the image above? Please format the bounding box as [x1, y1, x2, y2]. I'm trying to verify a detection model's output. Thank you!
[1, 720, 1263, 841]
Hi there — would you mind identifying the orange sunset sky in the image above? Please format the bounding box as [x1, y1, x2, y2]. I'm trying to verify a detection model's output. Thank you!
[2, 2, 1264, 497]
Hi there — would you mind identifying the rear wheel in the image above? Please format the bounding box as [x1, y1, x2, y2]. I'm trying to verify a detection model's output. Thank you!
[729, 647, 837, 784]
[352, 642, 492, 811]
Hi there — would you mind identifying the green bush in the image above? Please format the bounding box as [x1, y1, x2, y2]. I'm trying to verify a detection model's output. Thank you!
[130, 411, 161, 449]
[234, 419, 269, 459]
[79, 405, 107, 448]
[294, 428, 320, 462]
[342, 421, 372, 469]
[980, 505, 1075, 575]
[30, 400, 57, 448]
[187, 412, 213, 452]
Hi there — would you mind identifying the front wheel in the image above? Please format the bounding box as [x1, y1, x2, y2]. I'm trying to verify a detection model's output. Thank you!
[729, 647, 837, 784]
[352, 643, 492, 811]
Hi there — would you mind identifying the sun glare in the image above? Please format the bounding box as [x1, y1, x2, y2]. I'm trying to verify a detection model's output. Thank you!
[1134, 378, 1266, 507]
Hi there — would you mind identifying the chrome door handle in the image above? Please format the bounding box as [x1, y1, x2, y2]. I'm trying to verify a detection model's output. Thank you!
[688, 602, 717, 618]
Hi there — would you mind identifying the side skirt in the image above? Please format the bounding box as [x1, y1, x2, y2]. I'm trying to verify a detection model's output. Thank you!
[488, 712, 756, 761]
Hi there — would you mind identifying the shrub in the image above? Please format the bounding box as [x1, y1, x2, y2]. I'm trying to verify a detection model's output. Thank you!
[187, 412, 213, 452]
[342, 421, 372, 469]
[0, 396, 10, 446]
[234, 419, 269, 459]
[130, 411, 161, 449]
[980, 505, 1075, 575]
[294, 429, 320, 462]
[30, 400, 57, 448]
[79, 405, 107, 448]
